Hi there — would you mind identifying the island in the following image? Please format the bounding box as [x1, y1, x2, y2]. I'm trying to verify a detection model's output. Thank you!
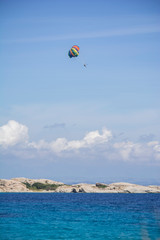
[0, 178, 160, 193]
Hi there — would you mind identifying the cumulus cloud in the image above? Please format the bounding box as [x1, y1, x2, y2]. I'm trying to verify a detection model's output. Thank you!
[30, 128, 112, 153]
[0, 120, 28, 147]
[114, 141, 135, 161]
[0, 120, 160, 162]
[147, 141, 160, 160]
[113, 140, 160, 162]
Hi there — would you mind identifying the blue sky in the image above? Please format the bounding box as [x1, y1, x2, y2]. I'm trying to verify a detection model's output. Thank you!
[0, 0, 160, 184]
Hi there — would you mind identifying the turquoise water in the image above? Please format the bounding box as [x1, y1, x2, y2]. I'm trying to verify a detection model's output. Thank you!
[0, 193, 160, 239]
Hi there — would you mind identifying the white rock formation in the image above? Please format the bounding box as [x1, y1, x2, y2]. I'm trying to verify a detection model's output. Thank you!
[0, 178, 160, 193]
[0, 179, 30, 192]
[12, 177, 64, 185]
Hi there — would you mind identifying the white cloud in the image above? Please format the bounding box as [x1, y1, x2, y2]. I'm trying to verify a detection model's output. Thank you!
[113, 140, 160, 162]
[148, 141, 160, 160]
[0, 120, 28, 147]
[83, 128, 112, 145]
[114, 141, 135, 161]
[31, 128, 112, 153]
[0, 120, 160, 163]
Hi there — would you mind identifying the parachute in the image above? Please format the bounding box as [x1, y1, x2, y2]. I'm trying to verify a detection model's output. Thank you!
[68, 45, 80, 58]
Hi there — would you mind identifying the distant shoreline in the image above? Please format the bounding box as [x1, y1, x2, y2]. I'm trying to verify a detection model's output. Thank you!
[0, 178, 160, 193]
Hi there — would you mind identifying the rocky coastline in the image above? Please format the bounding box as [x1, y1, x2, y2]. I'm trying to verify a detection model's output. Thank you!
[0, 178, 160, 193]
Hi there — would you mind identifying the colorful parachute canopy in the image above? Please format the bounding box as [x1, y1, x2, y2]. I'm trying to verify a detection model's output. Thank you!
[68, 45, 80, 58]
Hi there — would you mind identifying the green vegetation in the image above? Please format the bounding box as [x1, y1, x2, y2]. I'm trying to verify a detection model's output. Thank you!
[23, 182, 61, 191]
[96, 184, 107, 189]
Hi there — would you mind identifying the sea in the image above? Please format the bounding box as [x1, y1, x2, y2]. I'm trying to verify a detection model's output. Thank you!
[0, 193, 160, 240]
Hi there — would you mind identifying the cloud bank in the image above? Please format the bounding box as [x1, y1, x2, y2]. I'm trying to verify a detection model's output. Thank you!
[0, 120, 160, 162]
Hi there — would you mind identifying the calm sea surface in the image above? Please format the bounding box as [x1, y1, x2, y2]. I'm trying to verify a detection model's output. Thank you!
[0, 193, 160, 240]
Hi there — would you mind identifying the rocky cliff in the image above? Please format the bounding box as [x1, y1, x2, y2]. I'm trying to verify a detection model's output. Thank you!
[0, 178, 160, 193]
